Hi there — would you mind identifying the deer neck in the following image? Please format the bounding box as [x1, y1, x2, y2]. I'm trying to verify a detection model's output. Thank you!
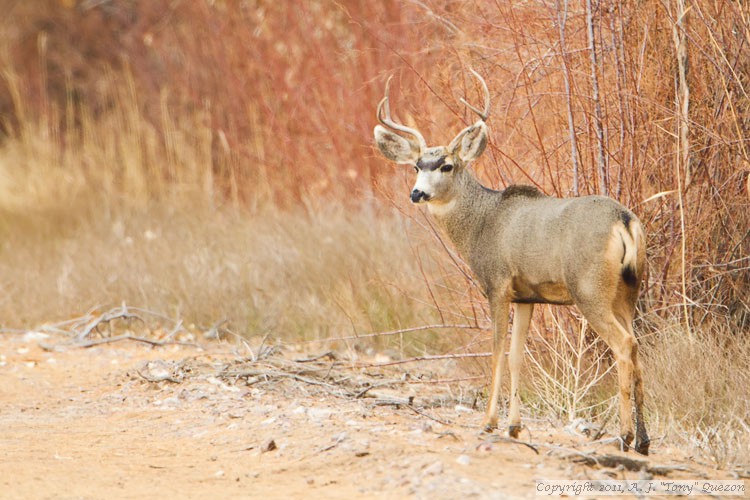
[427, 170, 497, 257]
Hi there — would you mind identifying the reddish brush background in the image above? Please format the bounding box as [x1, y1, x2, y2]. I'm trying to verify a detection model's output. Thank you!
[2, 0, 746, 332]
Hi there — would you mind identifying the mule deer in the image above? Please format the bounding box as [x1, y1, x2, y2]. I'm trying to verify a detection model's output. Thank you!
[373, 70, 650, 455]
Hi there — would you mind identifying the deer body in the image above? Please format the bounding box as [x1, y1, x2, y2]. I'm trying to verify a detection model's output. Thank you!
[430, 178, 641, 305]
[373, 70, 650, 455]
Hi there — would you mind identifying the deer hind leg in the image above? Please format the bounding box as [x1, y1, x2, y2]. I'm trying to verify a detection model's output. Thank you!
[579, 308, 637, 452]
[483, 297, 510, 433]
[614, 297, 650, 455]
[508, 303, 533, 438]
[631, 339, 650, 455]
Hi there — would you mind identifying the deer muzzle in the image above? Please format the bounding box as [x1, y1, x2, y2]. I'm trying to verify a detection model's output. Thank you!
[411, 189, 430, 203]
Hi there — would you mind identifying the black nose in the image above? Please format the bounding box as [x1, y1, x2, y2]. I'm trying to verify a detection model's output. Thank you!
[411, 189, 428, 203]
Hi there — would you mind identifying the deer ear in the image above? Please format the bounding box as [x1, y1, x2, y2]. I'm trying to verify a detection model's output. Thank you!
[449, 121, 488, 162]
[374, 125, 421, 164]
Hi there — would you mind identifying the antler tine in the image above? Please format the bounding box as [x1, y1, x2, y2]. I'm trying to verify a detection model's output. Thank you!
[459, 67, 491, 122]
[377, 75, 427, 152]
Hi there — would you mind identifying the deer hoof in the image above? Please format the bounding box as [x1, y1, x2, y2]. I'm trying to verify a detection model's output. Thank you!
[508, 425, 522, 439]
[481, 421, 497, 434]
[635, 438, 650, 456]
[619, 432, 634, 452]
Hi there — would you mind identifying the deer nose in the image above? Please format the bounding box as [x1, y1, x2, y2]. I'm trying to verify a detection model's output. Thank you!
[411, 189, 429, 203]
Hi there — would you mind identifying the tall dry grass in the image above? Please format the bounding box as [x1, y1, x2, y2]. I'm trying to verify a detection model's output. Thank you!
[641, 324, 750, 468]
[0, 197, 493, 363]
[0, 0, 747, 468]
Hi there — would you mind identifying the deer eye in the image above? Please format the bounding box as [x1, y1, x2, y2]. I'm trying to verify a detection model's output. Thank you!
[440, 164, 454, 173]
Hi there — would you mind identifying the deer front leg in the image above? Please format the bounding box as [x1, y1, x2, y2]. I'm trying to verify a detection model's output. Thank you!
[483, 297, 509, 433]
[508, 303, 533, 438]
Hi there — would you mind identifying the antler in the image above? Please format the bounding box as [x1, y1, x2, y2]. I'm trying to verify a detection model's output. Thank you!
[459, 68, 490, 122]
[377, 76, 428, 153]
[447, 68, 491, 155]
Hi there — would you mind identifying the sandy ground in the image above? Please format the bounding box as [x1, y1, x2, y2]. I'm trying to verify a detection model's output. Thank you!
[0, 331, 739, 500]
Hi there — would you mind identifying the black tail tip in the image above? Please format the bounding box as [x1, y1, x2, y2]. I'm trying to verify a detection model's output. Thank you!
[622, 265, 639, 287]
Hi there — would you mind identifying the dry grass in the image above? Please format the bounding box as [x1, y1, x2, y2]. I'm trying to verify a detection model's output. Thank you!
[640, 323, 750, 469]
[0, 201, 476, 354]
[521, 310, 750, 469]
[0, 0, 748, 470]
[523, 312, 617, 424]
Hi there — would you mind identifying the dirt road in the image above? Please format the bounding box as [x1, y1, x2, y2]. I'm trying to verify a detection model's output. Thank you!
[0, 332, 733, 499]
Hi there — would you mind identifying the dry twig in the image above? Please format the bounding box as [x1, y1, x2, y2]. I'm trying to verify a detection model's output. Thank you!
[76, 303, 144, 340]
[482, 434, 540, 455]
[407, 404, 452, 426]
[76, 334, 195, 349]
[567, 452, 697, 476]
[354, 351, 490, 368]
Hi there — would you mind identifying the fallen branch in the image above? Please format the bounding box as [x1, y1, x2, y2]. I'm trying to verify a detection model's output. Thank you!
[76, 304, 144, 340]
[371, 396, 413, 406]
[483, 434, 540, 455]
[76, 334, 195, 349]
[407, 404, 452, 426]
[226, 368, 348, 396]
[291, 434, 348, 464]
[353, 351, 490, 368]
[564, 452, 698, 476]
[26, 304, 195, 350]
[302, 324, 483, 344]
[569, 452, 647, 471]
[295, 351, 337, 363]
[354, 381, 394, 399]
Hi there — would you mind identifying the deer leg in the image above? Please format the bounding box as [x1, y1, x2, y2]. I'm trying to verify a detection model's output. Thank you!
[614, 310, 650, 455]
[631, 341, 650, 455]
[582, 313, 636, 452]
[483, 297, 509, 433]
[508, 303, 533, 438]
[613, 343, 635, 452]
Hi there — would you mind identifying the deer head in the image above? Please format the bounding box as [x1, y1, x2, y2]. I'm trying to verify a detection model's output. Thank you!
[373, 68, 490, 204]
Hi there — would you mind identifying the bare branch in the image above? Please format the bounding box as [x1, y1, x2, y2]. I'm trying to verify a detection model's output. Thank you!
[586, 0, 608, 195]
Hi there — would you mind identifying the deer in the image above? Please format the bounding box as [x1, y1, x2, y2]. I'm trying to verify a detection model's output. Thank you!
[373, 69, 650, 455]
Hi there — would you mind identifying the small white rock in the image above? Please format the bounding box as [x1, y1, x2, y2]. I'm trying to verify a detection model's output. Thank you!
[154, 395, 181, 407]
[307, 407, 333, 421]
[260, 417, 277, 426]
[331, 432, 348, 443]
[456, 454, 471, 466]
[22, 331, 49, 342]
[206, 376, 240, 393]
[423, 460, 444, 476]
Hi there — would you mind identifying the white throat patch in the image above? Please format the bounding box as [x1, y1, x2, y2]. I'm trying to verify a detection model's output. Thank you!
[427, 199, 457, 217]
